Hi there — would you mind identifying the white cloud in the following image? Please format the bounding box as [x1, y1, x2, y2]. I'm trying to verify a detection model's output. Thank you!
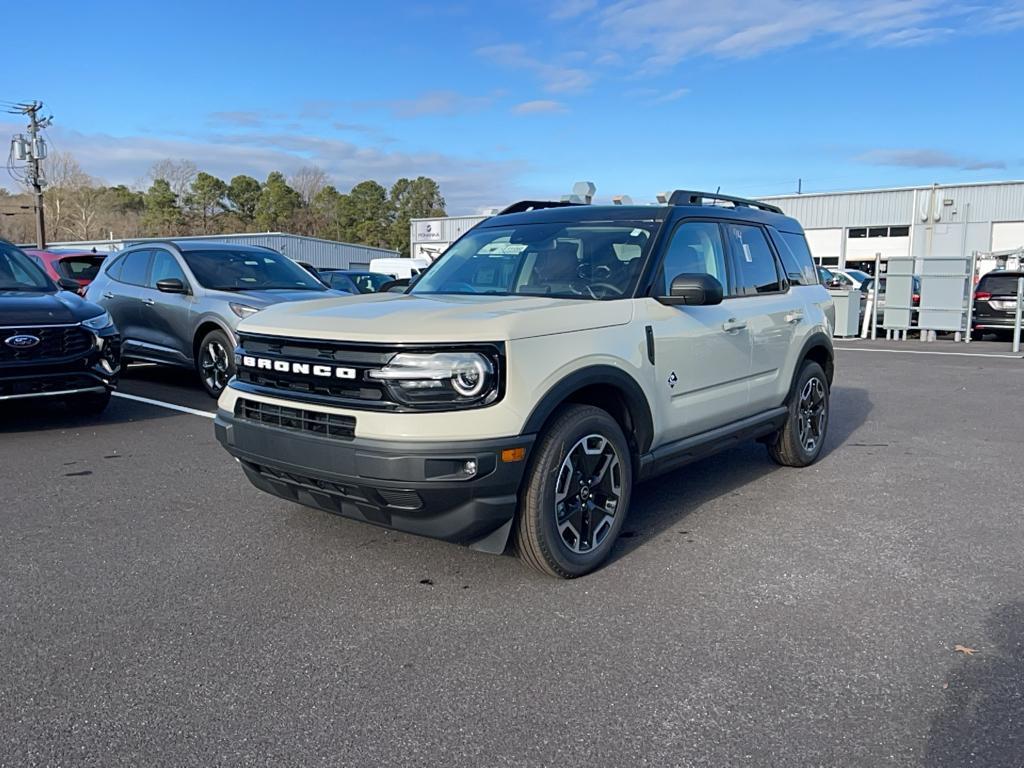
[476, 43, 594, 93]
[354, 90, 494, 118]
[594, 0, 1024, 66]
[2, 121, 527, 214]
[512, 100, 568, 115]
[856, 148, 1006, 170]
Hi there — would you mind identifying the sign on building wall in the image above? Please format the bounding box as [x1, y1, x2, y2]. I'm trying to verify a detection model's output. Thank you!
[414, 221, 443, 242]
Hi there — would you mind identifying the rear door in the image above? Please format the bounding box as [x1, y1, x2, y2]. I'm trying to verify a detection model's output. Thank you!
[135, 248, 194, 365]
[646, 219, 754, 441]
[722, 222, 797, 413]
[102, 249, 152, 348]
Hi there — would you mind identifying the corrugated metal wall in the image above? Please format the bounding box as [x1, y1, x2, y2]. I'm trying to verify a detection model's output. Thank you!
[761, 181, 1024, 229]
[40, 232, 399, 270]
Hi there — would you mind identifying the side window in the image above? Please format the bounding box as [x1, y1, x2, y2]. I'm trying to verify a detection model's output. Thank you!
[658, 221, 727, 295]
[118, 249, 152, 287]
[774, 230, 818, 286]
[149, 249, 187, 287]
[105, 254, 125, 281]
[725, 223, 783, 295]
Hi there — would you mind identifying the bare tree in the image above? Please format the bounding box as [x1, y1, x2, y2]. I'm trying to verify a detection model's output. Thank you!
[289, 166, 329, 206]
[42, 151, 93, 238]
[147, 159, 198, 202]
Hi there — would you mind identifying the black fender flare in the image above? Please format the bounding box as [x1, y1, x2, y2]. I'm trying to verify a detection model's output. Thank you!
[793, 331, 835, 388]
[522, 365, 655, 455]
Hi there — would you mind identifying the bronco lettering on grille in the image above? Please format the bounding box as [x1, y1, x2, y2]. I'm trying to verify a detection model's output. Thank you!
[240, 355, 356, 379]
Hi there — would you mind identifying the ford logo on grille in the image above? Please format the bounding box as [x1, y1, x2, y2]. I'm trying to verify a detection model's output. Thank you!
[4, 334, 40, 349]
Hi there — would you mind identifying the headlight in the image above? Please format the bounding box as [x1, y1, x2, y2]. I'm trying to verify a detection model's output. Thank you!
[82, 311, 114, 331]
[230, 303, 260, 319]
[368, 351, 498, 407]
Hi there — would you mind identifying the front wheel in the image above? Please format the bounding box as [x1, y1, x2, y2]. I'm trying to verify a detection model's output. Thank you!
[767, 361, 829, 467]
[515, 404, 632, 578]
[197, 329, 235, 398]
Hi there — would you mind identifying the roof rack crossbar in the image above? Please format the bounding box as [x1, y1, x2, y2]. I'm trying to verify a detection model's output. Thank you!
[497, 200, 586, 215]
[668, 190, 783, 215]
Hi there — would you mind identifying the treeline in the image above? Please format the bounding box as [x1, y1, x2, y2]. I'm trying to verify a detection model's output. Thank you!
[0, 155, 446, 255]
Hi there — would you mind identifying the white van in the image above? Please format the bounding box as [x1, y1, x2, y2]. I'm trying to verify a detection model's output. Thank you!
[369, 257, 431, 280]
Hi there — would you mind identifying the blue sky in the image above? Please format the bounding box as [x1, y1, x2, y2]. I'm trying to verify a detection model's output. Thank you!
[4, 0, 1023, 213]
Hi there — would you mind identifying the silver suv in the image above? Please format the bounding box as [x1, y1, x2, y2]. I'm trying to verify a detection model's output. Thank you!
[214, 191, 835, 577]
[86, 241, 344, 396]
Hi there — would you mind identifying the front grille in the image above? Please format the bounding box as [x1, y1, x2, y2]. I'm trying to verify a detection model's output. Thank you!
[0, 325, 93, 364]
[236, 333, 399, 409]
[235, 397, 356, 440]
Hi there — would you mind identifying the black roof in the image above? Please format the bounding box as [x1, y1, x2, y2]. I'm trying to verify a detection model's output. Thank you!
[484, 202, 803, 232]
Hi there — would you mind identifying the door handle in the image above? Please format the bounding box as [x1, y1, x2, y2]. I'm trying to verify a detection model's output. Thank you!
[785, 311, 804, 324]
[141, 298, 155, 306]
[102, 292, 114, 299]
[721, 318, 747, 333]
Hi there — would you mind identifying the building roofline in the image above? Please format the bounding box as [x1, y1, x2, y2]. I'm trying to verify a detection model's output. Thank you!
[759, 179, 1024, 201]
[41, 231, 399, 255]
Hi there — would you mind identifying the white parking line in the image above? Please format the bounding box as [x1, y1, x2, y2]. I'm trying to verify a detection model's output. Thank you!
[835, 346, 1023, 360]
[112, 391, 216, 419]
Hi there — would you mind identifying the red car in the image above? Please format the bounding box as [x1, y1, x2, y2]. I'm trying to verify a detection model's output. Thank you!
[23, 249, 107, 295]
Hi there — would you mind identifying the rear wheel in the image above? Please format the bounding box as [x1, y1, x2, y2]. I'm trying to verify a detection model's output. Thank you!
[767, 361, 829, 467]
[515, 405, 632, 578]
[197, 329, 235, 398]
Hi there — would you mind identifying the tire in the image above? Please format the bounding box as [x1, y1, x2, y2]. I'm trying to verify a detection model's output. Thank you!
[970, 329, 984, 342]
[68, 390, 111, 415]
[515, 404, 632, 578]
[767, 361, 829, 468]
[196, 329, 235, 398]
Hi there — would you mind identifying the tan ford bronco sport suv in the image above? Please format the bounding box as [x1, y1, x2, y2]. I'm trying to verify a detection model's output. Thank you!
[215, 191, 835, 577]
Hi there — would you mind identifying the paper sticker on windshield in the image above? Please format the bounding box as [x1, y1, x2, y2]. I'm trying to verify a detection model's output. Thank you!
[742, 243, 753, 263]
[631, 228, 644, 237]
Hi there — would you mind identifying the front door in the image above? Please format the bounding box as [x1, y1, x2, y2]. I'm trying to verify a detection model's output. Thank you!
[135, 248, 194, 365]
[646, 220, 754, 443]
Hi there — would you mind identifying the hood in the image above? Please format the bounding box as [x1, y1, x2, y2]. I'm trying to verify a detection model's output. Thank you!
[0, 289, 104, 326]
[238, 292, 634, 343]
[212, 287, 346, 307]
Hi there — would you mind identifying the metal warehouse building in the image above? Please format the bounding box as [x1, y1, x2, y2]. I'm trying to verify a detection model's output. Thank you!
[761, 180, 1024, 273]
[39, 232, 398, 270]
[411, 180, 1024, 272]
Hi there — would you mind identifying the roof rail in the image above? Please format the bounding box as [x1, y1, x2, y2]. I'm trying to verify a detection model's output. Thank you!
[497, 200, 585, 215]
[668, 190, 783, 215]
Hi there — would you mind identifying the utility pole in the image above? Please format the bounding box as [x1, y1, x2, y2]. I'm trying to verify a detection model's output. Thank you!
[7, 101, 51, 248]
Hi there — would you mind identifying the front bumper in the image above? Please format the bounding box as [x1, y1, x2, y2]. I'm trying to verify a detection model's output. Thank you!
[214, 407, 535, 553]
[0, 332, 121, 401]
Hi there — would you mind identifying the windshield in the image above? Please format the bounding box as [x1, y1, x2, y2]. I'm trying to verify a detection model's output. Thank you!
[410, 221, 657, 300]
[181, 249, 326, 292]
[842, 269, 870, 283]
[350, 272, 392, 293]
[59, 255, 105, 281]
[0, 242, 54, 292]
[978, 273, 1024, 295]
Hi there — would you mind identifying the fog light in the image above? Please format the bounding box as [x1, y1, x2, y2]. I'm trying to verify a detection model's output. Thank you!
[463, 460, 478, 477]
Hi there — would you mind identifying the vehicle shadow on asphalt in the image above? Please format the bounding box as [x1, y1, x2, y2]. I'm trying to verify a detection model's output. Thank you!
[924, 601, 1024, 767]
[608, 385, 872, 561]
[0, 396, 176, 434]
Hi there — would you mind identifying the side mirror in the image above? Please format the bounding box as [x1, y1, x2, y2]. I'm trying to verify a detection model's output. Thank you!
[826, 279, 843, 289]
[58, 277, 80, 292]
[156, 278, 188, 294]
[658, 273, 724, 306]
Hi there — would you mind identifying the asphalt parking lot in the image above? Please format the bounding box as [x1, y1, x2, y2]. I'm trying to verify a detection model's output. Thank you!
[3, 346, 1023, 767]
